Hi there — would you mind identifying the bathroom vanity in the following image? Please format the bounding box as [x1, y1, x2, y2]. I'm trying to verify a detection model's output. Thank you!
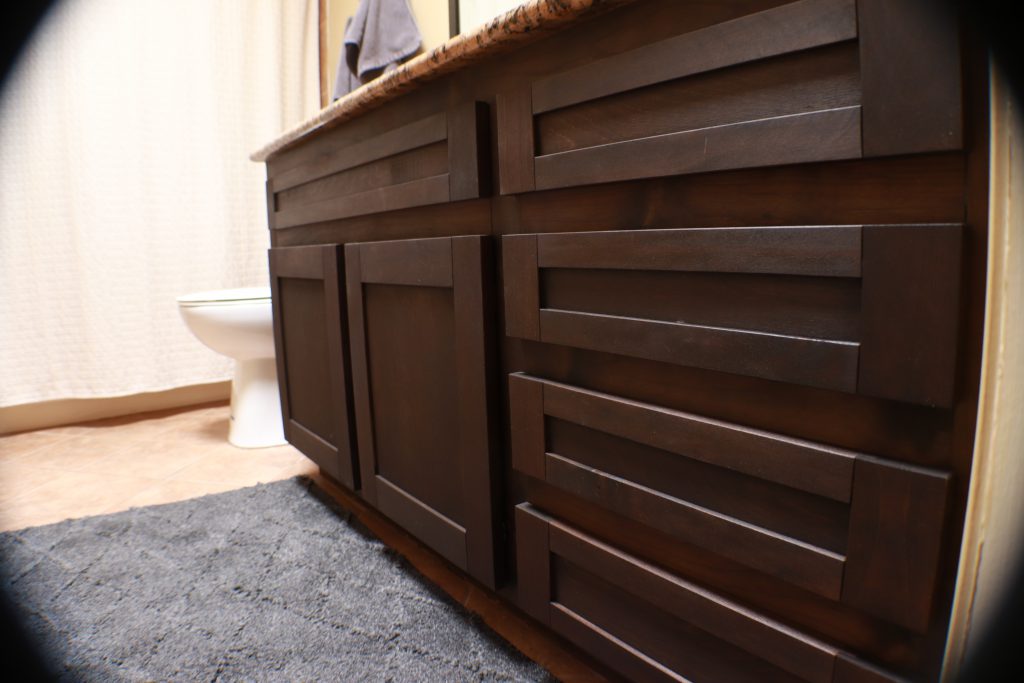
[255, 1, 987, 680]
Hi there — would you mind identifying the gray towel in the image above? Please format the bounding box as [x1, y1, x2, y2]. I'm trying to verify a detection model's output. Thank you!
[332, 0, 422, 100]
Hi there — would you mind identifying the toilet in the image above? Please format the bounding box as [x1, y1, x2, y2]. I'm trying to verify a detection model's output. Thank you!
[177, 287, 286, 448]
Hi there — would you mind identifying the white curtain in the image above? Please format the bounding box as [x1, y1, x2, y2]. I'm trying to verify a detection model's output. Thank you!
[0, 0, 319, 407]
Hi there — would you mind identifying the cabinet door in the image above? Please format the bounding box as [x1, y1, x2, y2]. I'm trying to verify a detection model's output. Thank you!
[345, 236, 500, 587]
[269, 245, 358, 489]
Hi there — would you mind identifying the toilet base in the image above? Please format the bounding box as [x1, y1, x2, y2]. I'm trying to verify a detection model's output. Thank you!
[229, 358, 286, 448]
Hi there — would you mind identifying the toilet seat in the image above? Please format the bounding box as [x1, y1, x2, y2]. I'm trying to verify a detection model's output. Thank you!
[177, 286, 271, 307]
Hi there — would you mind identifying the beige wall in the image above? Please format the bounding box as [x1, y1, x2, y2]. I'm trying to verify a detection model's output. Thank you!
[942, 64, 1024, 679]
[411, 0, 451, 52]
[456, 0, 523, 32]
[325, 0, 450, 102]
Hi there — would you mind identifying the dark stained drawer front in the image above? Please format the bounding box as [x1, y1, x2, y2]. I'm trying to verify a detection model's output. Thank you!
[510, 374, 950, 633]
[517, 505, 909, 683]
[496, 0, 961, 194]
[346, 235, 501, 588]
[269, 245, 358, 489]
[267, 103, 489, 229]
[503, 224, 963, 407]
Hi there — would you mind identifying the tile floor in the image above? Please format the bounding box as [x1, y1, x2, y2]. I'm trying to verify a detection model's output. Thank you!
[0, 401, 317, 532]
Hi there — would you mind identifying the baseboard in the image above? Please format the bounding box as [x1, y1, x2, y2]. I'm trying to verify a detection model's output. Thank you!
[0, 381, 232, 435]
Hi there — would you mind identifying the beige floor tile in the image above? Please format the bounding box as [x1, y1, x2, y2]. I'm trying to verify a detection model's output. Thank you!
[0, 470, 160, 532]
[110, 477, 243, 511]
[0, 402, 313, 532]
[270, 458, 320, 480]
[171, 413, 232, 445]
[169, 445, 305, 486]
[87, 417, 167, 437]
[251, 444, 308, 467]
[0, 461, 60, 506]
[0, 506, 78, 532]
[0, 429, 77, 461]
[27, 469, 160, 511]
[12, 431, 139, 472]
[79, 438, 210, 480]
[74, 419, 178, 442]
[32, 424, 96, 437]
[98, 406, 195, 426]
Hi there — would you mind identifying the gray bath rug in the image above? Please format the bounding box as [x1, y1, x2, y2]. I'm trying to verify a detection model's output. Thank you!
[0, 477, 553, 682]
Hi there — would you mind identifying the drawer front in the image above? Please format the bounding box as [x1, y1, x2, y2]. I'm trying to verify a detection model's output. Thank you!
[269, 245, 358, 488]
[267, 102, 489, 229]
[517, 504, 908, 683]
[346, 236, 501, 587]
[497, 0, 961, 193]
[503, 224, 962, 407]
[510, 374, 950, 633]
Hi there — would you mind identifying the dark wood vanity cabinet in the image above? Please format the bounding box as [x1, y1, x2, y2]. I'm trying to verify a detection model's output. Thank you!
[269, 237, 502, 586]
[345, 236, 501, 588]
[504, 222, 963, 681]
[262, 1, 984, 680]
[266, 99, 499, 584]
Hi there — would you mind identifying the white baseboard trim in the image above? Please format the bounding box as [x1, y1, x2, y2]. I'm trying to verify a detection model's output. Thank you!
[0, 381, 232, 435]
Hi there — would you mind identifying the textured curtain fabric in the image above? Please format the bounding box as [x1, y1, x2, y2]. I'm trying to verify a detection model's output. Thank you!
[0, 0, 319, 407]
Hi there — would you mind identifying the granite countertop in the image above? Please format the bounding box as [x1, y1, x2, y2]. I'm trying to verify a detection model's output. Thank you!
[250, 0, 637, 163]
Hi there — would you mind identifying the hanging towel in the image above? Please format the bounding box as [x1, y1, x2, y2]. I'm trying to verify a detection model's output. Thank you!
[332, 0, 422, 100]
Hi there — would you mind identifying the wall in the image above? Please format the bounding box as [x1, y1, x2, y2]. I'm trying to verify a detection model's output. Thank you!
[456, 0, 523, 33]
[321, 2, 533, 104]
[324, 0, 450, 103]
[942, 64, 1024, 678]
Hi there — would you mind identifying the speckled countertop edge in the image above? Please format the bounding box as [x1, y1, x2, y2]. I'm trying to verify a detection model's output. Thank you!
[250, 0, 638, 162]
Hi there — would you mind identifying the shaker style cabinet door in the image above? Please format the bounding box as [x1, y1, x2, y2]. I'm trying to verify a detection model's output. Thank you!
[269, 245, 358, 489]
[345, 236, 500, 588]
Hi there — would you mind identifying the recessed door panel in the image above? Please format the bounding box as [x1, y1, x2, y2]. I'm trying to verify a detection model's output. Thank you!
[269, 245, 358, 489]
[346, 235, 501, 588]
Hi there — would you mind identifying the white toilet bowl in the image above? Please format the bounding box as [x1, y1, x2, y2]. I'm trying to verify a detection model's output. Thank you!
[177, 287, 286, 448]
